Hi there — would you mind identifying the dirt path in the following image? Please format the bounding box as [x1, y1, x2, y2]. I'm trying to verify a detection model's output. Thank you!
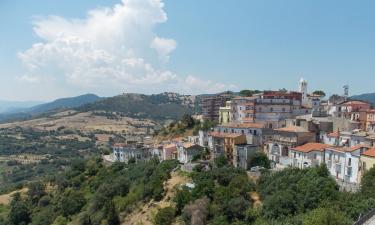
[250, 191, 262, 208]
[0, 188, 28, 205]
[122, 171, 190, 225]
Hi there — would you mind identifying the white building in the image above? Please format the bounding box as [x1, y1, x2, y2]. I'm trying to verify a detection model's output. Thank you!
[177, 143, 204, 164]
[290, 143, 329, 169]
[113, 144, 149, 163]
[324, 146, 365, 184]
[198, 130, 209, 147]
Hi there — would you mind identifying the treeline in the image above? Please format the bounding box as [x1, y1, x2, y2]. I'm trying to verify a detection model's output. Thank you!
[154, 114, 216, 137]
[154, 162, 375, 225]
[0, 158, 179, 225]
[3, 156, 375, 225]
[0, 128, 99, 194]
[78, 94, 194, 121]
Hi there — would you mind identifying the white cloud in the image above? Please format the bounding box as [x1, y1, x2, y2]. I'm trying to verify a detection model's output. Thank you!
[150, 37, 177, 62]
[18, 0, 235, 96]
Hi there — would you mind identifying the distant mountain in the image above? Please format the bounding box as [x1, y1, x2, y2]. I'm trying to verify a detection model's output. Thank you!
[27, 94, 101, 114]
[351, 93, 375, 106]
[0, 100, 43, 113]
[0, 94, 102, 123]
[78, 92, 197, 121]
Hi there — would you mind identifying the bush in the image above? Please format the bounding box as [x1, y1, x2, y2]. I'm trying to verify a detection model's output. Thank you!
[154, 207, 175, 225]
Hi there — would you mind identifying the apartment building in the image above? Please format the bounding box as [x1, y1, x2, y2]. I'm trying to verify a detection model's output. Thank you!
[201, 93, 233, 121]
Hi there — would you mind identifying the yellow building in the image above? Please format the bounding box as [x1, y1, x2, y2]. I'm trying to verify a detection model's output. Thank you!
[210, 131, 247, 165]
[219, 101, 232, 124]
[361, 148, 375, 174]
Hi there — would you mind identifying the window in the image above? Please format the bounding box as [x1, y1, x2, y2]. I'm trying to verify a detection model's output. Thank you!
[363, 162, 367, 171]
[294, 152, 296, 158]
[282, 108, 285, 112]
[254, 130, 257, 135]
[270, 107, 273, 112]
[347, 167, 352, 177]
[348, 158, 352, 166]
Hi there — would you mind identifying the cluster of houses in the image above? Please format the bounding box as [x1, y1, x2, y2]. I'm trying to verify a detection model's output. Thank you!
[112, 78, 375, 191]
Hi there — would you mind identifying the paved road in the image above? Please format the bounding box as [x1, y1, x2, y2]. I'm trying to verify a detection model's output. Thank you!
[363, 215, 375, 225]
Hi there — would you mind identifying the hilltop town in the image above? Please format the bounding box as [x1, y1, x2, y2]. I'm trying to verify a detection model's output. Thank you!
[110, 79, 375, 193]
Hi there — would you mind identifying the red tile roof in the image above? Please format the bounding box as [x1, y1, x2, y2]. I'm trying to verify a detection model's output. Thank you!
[182, 143, 196, 148]
[362, 148, 375, 157]
[292, 143, 330, 153]
[209, 132, 244, 138]
[341, 100, 369, 105]
[219, 122, 265, 129]
[326, 145, 368, 153]
[275, 126, 308, 133]
[350, 145, 369, 151]
[328, 132, 340, 138]
[164, 144, 176, 150]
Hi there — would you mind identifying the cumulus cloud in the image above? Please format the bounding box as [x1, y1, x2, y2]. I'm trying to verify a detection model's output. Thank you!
[18, 0, 234, 95]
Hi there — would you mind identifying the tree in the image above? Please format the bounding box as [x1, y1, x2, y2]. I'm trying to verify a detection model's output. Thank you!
[182, 198, 209, 225]
[8, 193, 31, 225]
[239, 90, 261, 97]
[154, 207, 175, 225]
[214, 155, 228, 168]
[225, 197, 251, 221]
[174, 187, 191, 214]
[303, 207, 351, 225]
[312, 90, 326, 97]
[361, 166, 375, 198]
[106, 201, 119, 225]
[58, 189, 86, 217]
[27, 181, 46, 205]
[262, 190, 297, 219]
[248, 152, 271, 169]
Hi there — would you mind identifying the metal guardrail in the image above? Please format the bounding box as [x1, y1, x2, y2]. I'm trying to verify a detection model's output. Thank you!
[354, 208, 375, 225]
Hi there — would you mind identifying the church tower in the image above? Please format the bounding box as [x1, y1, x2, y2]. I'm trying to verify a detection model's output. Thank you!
[299, 78, 308, 107]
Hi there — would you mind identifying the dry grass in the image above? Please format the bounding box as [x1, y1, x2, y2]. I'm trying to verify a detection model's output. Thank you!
[122, 171, 191, 225]
[0, 111, 157, 134]
[0, 188, 28, 205]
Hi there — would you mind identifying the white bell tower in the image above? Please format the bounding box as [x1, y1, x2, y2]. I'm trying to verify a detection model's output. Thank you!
[299, 78, 308, 107]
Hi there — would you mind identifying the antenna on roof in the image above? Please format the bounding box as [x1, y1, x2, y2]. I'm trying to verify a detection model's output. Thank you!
[343, 85, 349, 101]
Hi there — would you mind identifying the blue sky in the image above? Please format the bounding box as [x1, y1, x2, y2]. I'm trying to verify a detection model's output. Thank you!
[1, 0, 375, 101]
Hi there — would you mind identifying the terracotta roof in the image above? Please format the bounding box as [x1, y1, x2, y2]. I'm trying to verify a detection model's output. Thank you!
[172, 137, 184, 142]
[275, 126, 309, 133]
[350, 145, 369, 151]
[164, 144, 176, 149]
[327, 145, 368, 153]
[328, 132, 340, 138]
[182, 143, 196, 148]
[362, 149, 375, 157]
[292, 143, 330, 153]
[341, 100, 369, 105]
[219, 122, 265, 129]
[209, 132, 245, 138]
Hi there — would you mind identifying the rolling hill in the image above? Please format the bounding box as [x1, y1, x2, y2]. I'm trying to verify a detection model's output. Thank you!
[351, 92, 375, 106]
[0, 100, 43, 113]
[27, 94, 101, 114]
[0, 94, 102, 122]
[78, 93, 197, 121]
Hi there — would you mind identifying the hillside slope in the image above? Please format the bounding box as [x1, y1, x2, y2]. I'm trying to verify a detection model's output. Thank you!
[78, 93, 196, 121]
[28, 94, 101, 114]
[0, 94, 102, 123]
